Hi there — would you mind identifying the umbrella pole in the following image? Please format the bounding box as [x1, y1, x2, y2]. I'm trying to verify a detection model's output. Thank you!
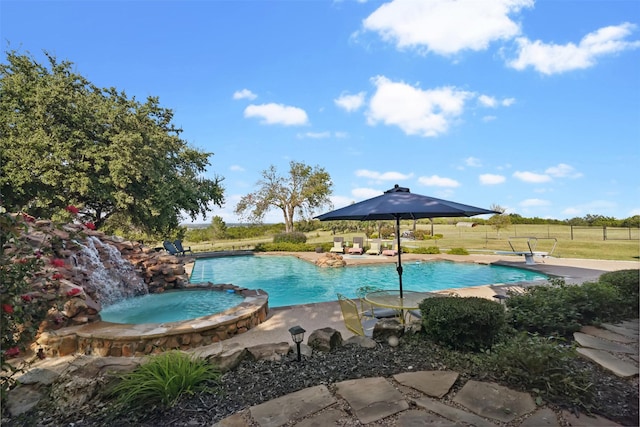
[395, 216, 403, 299]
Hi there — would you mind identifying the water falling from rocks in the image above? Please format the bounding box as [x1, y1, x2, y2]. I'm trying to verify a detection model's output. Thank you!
[73, 236, 148, 306]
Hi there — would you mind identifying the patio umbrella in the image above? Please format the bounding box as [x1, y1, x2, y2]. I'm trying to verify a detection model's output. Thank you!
[315, 184, 499, 298]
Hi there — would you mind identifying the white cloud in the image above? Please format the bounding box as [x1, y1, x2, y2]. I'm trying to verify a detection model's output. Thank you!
[482, 115, 497, 122]
[355, 169, 413, 181]
[479, 174, 506, 185]
[298, 131, 331, 139]
[244, 103, 309, 126]
[513, 171, 551, 183]
[520, 198, 551, 207]
[478, 95, 497, 108]
[502, 97, 516, 106]
[362, 0, 532, 56]
[232, 89, 257, 100]
[335, 92, 367, 112]
[561, 200, 618, 217]
[508, 23, 640, 75]
[366, 76, 472, 137]
[465, 157, 482, 167]
[229, 165, 245, 172]
[545, 163, 583, 179]
[562, 207, 581, 217]
[418, 175, 461, 187]
[352, 187, 384, 199]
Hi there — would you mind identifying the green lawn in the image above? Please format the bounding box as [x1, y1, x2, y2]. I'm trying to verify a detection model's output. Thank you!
[181, 223, 639, 262]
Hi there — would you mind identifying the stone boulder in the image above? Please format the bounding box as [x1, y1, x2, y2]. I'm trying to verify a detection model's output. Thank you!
[373, 318, 404, 341]
[314, 253, 346, 268]
[307, 327, 343, 352]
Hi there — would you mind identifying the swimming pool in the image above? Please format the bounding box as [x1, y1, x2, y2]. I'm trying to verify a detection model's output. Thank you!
[189, 255, 548, 307]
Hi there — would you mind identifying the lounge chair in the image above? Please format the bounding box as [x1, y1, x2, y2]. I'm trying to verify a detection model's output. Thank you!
[366, 239, 381, 255]
[163, 240, 180, 255]
[337, 293, 378, 337]
[348, 236, 364, 255]
[382, 243, 398, 256]
[174, 239, 192, 256]
[329, 237, 344, 253]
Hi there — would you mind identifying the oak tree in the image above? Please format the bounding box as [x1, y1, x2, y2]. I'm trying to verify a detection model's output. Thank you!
[0, 51, 224, 234]
[235, 161, 332, 232]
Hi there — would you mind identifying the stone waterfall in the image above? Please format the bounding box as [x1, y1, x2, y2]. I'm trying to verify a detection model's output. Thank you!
[72, 236, 148, 306]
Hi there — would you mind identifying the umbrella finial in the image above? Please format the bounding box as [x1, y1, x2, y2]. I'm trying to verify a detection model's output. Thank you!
[386, 184, 410, 193]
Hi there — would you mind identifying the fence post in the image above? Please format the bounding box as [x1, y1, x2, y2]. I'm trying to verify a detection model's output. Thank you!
[570, 225, 574, 240]
[603, 226, 607, 241]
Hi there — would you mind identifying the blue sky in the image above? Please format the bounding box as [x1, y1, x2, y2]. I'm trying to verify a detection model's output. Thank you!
[3, 0, 639, 224]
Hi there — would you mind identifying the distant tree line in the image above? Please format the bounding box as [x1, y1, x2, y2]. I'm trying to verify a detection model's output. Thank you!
[184, 213, 639, 243]
[504, 214, 640, 228]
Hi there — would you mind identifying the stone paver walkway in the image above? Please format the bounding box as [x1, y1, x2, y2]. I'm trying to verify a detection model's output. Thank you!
[215, 319, 639, 427]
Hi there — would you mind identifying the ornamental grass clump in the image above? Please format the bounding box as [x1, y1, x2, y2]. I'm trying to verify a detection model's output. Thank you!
[111, 351, 221, 410]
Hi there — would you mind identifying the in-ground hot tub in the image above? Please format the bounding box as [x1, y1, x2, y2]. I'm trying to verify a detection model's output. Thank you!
[36, 284, 269, 358]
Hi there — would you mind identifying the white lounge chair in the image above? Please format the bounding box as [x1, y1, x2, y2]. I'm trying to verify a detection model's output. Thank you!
[330, 237, 344, 253]
[366, 239, 381, 255]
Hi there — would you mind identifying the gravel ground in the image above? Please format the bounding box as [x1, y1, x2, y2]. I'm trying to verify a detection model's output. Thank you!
[10, 336, 638, 427]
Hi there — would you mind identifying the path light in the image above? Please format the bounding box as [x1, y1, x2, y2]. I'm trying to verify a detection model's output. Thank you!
[288, 325, 306, 362]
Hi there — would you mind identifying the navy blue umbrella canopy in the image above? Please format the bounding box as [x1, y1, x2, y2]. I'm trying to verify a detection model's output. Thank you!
[315, 184, 499, 297]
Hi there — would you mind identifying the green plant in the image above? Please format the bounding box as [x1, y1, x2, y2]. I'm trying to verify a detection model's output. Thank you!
[446, 247, 469, 255]
[254, 242, 316, 252]
[413, 229, 431, 240]
[408, 246, 440, 254]
[568, 281, 625, 324]
[273, 231, 307, 244]
[1, 212, 62, 399]
[110, 351, 221, 409]
[419, 296, 506, 351]
[506, 280, 581, 337]
[598, 269, 639, 316]
[507, 279, 626, 336]
[485, 332, 594, 409]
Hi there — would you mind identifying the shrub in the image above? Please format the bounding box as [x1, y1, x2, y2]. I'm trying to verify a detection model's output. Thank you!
[419, 296, 506, 351]
[409, 246, 440, 254]
[110, 351, 220, 409]
[598, 269, 639, 316]
[413, 229, 431, 240]
[507, 281, 581, 337]
[273, 232, 307, 244]
[254, 242, 315, 252]
[446, 247, 469, 255]
[485, 333, 594, 409]
[507, 279, 626, 336]
[568, 281, 625, 324]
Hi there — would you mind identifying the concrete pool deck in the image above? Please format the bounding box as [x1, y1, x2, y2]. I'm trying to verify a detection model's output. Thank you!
[198, 252, 639, 350]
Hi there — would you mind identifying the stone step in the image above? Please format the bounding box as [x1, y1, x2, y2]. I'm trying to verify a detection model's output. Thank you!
[577, 348, 639, 378]
[573, 332, 638, 354]
[600, 323, 639, 340]
[579, 325, 637, 344]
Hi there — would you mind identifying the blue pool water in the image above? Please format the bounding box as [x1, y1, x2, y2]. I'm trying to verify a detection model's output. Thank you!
[100, 289, 244, 324]
[189, 255, 548, 308]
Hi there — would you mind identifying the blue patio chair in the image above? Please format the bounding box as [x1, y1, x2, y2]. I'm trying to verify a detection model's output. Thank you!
[163, 240, 180, 255]
[174, 239, 192, 256]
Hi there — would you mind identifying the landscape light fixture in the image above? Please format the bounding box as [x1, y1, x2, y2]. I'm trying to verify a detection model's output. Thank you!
[288, 325, 306, 362]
